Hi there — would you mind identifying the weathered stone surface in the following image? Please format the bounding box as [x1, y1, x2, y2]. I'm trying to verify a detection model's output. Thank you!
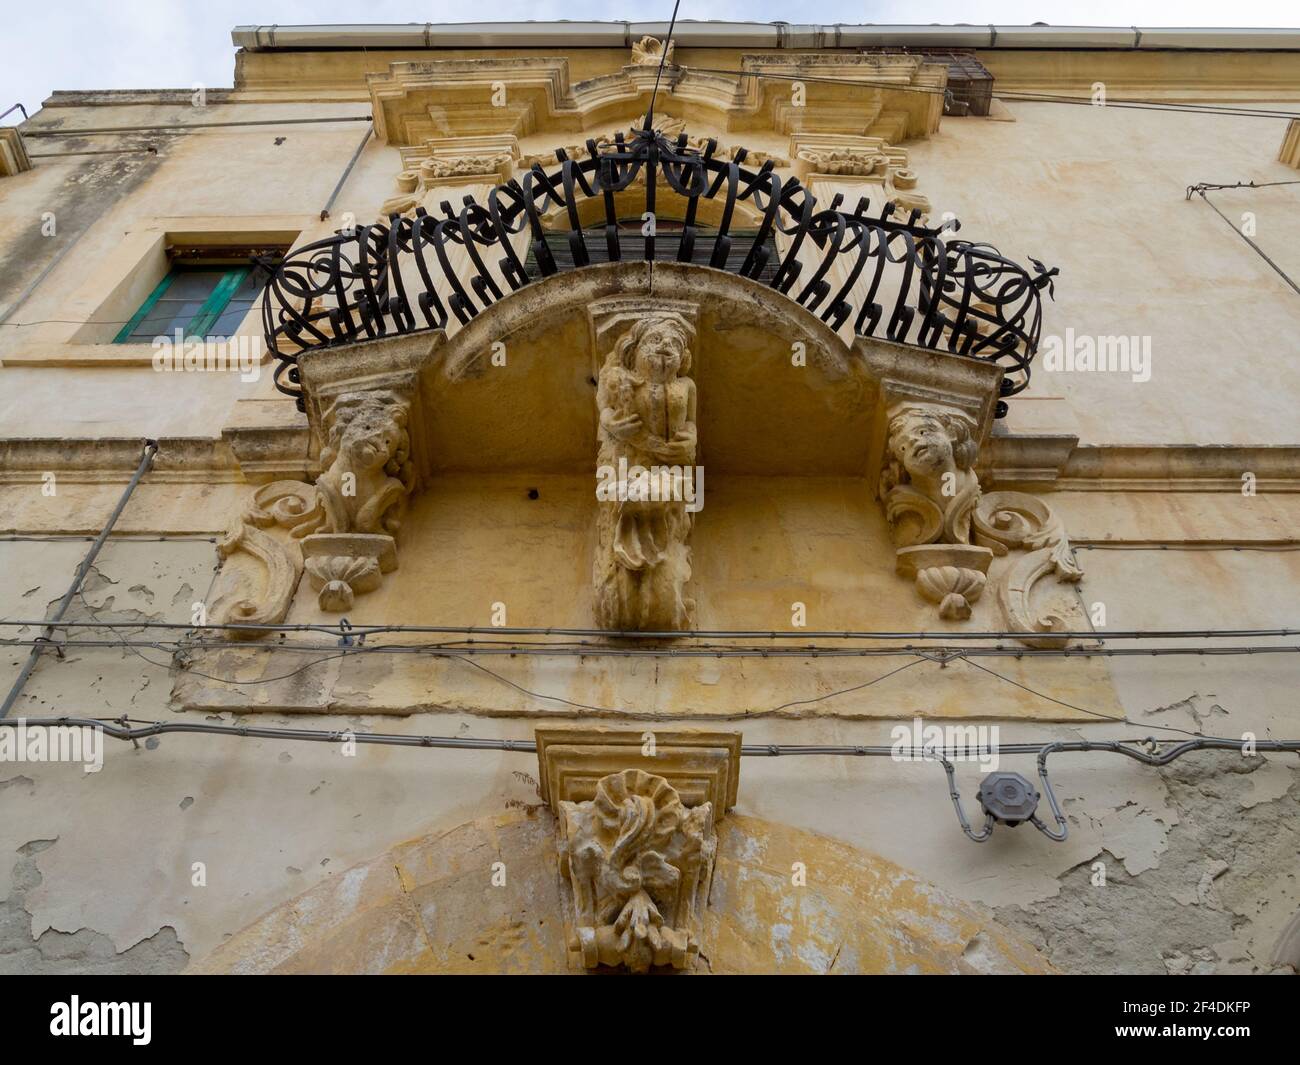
[189, 810, 1049, 974]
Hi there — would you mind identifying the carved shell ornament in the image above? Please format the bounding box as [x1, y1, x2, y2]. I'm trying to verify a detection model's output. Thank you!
[630, 35, 674, 67]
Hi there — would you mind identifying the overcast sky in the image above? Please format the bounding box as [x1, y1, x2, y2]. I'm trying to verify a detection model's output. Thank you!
[3, 1, 1298, 123]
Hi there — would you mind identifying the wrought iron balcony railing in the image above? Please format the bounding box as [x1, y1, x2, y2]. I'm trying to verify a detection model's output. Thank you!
[262, 127, 1057, 416]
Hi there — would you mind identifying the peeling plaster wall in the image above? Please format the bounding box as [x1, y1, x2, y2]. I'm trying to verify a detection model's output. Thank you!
[1, 537, 1297, 974]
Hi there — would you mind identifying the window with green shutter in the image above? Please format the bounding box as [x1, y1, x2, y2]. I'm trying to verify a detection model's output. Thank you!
[113, 264, 265, 343]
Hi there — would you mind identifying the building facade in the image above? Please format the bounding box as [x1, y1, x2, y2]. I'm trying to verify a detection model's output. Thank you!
[1, 21, 1299, 975]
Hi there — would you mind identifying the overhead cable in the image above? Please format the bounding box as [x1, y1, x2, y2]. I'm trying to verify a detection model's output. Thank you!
[4, 716, 1295, 845]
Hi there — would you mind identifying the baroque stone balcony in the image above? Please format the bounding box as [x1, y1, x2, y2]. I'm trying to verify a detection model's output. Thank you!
[215, 123, 1088, 672]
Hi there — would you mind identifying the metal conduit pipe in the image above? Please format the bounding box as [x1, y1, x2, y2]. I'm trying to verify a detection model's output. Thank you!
[941, 737, 1300, 842]
[0, 619, 1293, 641]
[0, 440, 158, 719]
[3, 717, 1296, 846]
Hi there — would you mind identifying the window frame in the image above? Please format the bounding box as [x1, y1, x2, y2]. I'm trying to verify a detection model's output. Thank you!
[112, 264, 253, 344]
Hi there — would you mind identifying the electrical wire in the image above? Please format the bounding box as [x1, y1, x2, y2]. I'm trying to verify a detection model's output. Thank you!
[3, 715, 1295, 846]
[1, 617, 1293, 641]
[5, 636, 1300, 660]
[21, 115, 374, 136]
[680, 65, 1300, 120]
[643, 0, 682, 133]
[30, 147, 160, 158]
[5, 714, 1295, 759]
[1186, 182, 1300, 296]
[0, 535, 217, 543]
[745, 657, 922, 713]
[7, 627, 1293, 739]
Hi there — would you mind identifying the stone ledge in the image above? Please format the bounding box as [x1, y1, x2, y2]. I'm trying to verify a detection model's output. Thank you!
[536, 727, 741, 813]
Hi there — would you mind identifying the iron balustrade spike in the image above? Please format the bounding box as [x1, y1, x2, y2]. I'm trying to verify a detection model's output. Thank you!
[262, 127, 1058, 415]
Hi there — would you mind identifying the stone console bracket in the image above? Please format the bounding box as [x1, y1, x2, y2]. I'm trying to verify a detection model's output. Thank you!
[858, 336, 1086, 645]
[536, 727, 741, 973]
[212, 333, 442, 630]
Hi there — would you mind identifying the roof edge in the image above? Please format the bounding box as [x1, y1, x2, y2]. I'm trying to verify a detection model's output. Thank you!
[230, 22, 1300, 53]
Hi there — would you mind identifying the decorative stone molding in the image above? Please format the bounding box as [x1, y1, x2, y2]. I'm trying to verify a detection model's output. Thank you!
[590, 303, 699, 631]
[0, 127, 32, 177]
[535, 728, 742, 812]
[1281, 119, 1300, 169]
[729, 54, 945, 139]
[536, 728, 740, 973]
[791, 133, 930, 220]
[368, 57, 580, 143]
[381, 134, 519, 217]
[519, 114, 784, 170]
[367, 52, 944, 147]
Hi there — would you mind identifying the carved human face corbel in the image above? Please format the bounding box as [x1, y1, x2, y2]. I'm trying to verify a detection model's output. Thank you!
[879, 402, 981, 548]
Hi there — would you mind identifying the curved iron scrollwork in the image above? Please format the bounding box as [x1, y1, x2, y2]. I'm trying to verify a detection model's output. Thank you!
[263, 127, 1057, 415]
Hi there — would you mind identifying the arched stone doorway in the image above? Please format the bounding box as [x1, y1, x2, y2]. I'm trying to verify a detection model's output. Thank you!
[190, 809, 1049, 974]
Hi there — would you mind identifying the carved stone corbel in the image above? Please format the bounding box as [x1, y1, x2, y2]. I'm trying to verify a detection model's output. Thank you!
[213, 387, 417, 624]
[863, 341, 1084, 642]
[536, 728, 740, 973]
[878, 405, 1083, 639]
[297, 389, 414, 611]
[880, 403, 993, 621]
[559, 770, 714, 972]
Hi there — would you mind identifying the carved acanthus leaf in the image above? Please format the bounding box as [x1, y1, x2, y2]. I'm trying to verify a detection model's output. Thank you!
[558, 769, 714, 972]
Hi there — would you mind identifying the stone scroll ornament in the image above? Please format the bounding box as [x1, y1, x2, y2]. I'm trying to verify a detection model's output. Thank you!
[558, 769, 715, 972]
[593, 314, 698, 631]
[880, 404, 1082, 642]
[215, 390, 415, 630]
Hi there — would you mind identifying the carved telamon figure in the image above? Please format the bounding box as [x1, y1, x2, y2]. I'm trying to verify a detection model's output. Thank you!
[558, 769, 715, 972]
[880, 404, 981, 548]
[594, 314, 698, 631]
